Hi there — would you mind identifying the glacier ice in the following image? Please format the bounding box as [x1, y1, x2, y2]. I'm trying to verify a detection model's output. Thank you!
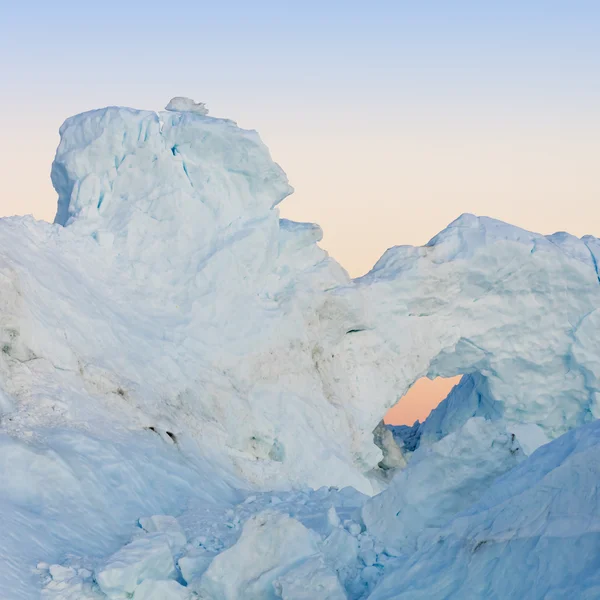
[0, 99, 599, 598]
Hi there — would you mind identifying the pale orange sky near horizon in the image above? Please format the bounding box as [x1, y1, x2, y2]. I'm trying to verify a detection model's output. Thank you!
[384, 377, 462, 426]
[1, 115, 599, 277]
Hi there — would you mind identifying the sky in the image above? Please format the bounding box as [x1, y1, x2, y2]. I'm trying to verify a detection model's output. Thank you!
[2, 1, 599, 275]
[384, 376, 462, 426]
[1, 1, 599, 422]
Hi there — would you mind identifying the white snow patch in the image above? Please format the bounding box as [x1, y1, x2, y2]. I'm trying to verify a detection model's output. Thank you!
[164, 97, 209, 115]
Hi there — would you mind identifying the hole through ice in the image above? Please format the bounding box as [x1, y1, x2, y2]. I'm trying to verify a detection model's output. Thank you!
[384, 376, 462, 425]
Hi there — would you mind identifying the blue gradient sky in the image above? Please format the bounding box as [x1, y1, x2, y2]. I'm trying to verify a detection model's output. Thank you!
[2, 1, 599, 275]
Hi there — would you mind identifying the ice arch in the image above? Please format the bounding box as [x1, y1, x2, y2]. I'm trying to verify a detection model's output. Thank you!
[352, 221, 600, 548]
[349, 216, 600, 446]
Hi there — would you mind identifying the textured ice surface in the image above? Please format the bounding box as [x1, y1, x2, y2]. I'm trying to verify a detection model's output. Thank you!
[363, 417, 524, 554]
[357, 214, 600, 444]
[0, 425, 238, 598]
[1, 101, 599, 598]
[369, 419, 600, 599]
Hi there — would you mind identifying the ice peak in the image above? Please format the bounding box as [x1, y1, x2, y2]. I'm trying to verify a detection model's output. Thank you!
[50, 105, 293, 275]
[165, 97, 209, 115]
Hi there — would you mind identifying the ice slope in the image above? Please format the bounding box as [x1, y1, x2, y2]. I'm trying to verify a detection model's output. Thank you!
[41, 419, 600, 599]
[369, 418, 600, 599]
[1, 98, 600, 598]
[0, 422, 241, 598]
[362, 417, 524, 554]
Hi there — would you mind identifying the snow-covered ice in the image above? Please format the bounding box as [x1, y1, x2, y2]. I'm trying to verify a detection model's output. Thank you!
[0, 98, 599, 598]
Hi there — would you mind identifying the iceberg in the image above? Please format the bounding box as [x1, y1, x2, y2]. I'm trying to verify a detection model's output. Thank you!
[0, 99, 599, 598]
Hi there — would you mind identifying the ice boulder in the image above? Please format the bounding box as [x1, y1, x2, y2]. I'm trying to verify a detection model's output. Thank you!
[165, 97, 209, 115]
[177, 549, 214, 589]
[95, 534, 177, 598]
[320, 526, 361, 589]
[198, 510, 320, 600]
[40, 564, 100, 600]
